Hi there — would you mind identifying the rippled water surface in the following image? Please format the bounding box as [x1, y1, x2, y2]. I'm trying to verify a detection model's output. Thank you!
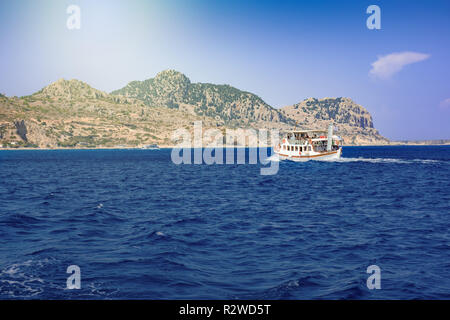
[0, 146, 449, 299]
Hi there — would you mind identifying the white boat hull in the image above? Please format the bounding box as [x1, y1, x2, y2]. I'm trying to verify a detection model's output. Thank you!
[275, 148, 342, 162]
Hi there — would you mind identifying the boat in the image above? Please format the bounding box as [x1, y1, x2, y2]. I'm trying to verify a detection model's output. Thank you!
[141, 144, 160, 150]
[274, 124, 342, 161]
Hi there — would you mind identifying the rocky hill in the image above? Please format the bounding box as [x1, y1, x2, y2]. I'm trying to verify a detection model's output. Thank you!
[0, 71, 390, 148]
[0, 79, 221, 148]
[281, 97, 389, 145]
[112, 70, 292, 127]
[36, 79, 108, 100]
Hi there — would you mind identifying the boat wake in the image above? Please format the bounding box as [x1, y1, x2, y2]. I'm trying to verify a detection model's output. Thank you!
[322, 157, 445, 164]
[268, 154, 446, 164]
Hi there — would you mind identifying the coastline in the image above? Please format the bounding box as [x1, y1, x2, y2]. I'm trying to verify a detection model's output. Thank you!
[1, 143, 450, 151]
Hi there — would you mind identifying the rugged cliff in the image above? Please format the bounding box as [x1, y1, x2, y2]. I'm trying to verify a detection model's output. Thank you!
[281, 97, 389, 145]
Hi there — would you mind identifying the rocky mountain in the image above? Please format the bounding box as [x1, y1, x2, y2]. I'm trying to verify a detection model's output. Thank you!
[112, 70, 292, 127]
[281, 97, 389, 145]
[0, 79, 221, 148]
[0, 71, 390, 148]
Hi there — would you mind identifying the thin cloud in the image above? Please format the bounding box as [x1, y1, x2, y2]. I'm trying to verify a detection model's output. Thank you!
[369, 52, 430, 79]
[440, 98, 450, 109]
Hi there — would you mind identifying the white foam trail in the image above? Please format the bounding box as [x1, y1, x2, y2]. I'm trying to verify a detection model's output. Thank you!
[411, 159, 441, 164]
[330, 157, 408, 164]
[323, 157, 445, 164]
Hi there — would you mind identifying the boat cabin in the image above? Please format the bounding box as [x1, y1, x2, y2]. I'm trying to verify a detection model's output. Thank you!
[280, 129, 341, 154]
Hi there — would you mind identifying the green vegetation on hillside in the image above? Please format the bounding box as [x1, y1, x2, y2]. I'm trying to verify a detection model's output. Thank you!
[111, 70, 290, 125]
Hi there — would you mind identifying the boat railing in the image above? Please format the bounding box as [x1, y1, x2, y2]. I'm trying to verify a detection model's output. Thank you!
[288, 138, 312, 145]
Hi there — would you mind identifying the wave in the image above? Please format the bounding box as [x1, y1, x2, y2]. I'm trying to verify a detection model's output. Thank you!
[237, 275, 325, 299]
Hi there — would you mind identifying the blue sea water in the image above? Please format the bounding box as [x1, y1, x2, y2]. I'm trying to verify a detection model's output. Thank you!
[0, 146, 449, 299]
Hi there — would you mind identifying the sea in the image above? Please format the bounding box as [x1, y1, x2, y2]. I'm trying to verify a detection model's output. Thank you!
[0, 146, 449, 299]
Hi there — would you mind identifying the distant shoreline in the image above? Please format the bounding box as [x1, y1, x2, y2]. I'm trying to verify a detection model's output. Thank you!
[1, 143, 450, 151]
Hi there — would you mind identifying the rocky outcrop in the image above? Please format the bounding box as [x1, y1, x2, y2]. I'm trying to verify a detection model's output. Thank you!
[0, 124, 6, 139]
[281, 97, 389, 145]
[6, 120, 56, 147]
[14, 120, 28, 142]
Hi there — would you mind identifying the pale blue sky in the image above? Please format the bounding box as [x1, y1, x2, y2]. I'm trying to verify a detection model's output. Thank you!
[0, 0, 449, 140]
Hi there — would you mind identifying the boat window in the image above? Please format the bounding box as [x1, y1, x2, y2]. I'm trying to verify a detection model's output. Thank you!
[308, 146, 312, 151]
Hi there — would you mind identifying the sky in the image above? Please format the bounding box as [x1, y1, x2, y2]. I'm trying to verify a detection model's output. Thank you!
[0, 0, 449, 140]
